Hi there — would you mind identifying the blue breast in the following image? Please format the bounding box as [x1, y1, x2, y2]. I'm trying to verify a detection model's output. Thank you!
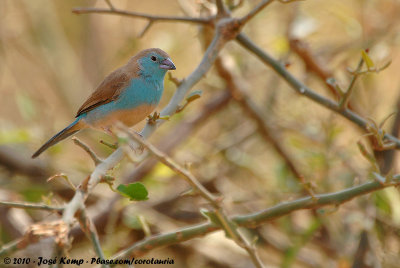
[80, 77, 164, 124]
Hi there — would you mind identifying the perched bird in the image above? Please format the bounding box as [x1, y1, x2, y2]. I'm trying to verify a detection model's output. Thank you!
[32, 48, 176, 158]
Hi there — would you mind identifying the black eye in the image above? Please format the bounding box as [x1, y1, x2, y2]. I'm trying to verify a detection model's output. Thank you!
[151, 56, 157, 62]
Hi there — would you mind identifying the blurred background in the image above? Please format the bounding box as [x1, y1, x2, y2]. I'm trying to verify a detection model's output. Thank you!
[1, 0, 400, 267]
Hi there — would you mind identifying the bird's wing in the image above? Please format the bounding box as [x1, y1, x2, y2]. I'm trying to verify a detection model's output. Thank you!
[76, 69, 130, 117]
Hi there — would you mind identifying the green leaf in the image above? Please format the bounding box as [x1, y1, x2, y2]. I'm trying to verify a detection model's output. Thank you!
[186, 90, 202, 102]
[117, 183, 149, 201]
[361, 50, 374, 69]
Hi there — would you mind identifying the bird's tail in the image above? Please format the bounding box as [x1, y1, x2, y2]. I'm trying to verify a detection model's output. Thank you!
[32, 118, 83, 158]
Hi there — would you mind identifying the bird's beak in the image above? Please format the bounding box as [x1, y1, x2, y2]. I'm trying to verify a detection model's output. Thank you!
[160, 58, 176, 70]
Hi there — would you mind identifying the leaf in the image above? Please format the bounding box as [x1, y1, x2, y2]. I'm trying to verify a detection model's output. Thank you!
[361, 50, 374, 70]
[117, 183, 149, 201]
[186, 90, 202, 102]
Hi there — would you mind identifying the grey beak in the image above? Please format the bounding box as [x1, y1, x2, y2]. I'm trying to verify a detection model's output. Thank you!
[159, 58, 176, 70]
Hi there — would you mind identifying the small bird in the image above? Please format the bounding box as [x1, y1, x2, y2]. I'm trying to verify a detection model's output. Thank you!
[32, 48, 176, 158]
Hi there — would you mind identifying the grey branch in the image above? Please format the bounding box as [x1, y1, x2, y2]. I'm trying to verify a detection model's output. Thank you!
[121, 127, 265, 268]
[0, 200, 64, 211]
[236, 33, 400, 149]
[111, 177, 400, 258]
[72, 7, 211, 24]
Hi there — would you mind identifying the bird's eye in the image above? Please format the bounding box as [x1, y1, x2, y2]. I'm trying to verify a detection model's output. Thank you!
[151, 56, 157, 62]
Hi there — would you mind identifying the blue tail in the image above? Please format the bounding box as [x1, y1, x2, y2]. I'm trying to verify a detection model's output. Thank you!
[32, 118, 82, 158]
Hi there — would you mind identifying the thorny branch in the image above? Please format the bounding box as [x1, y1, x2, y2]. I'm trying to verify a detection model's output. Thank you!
[121, 126, 265, 268]
[236, 33, 400, 149]
[110, 176, 400, 258]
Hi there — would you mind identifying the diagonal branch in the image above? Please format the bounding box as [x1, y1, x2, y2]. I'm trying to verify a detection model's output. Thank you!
[77, 209, 109, 268]
[236, 33, 400, 149]
[120, 127, 265, 268]
[72, 137, 103, 166]
[239, 0, 274, 25]
[110, 176, 400, 258]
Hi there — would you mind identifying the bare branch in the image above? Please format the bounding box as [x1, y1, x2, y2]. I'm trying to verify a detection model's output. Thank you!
[239, 0, 274, 25]
[216, 0, 229, 16]
[122, 126, 217, 204]
[78, 209, 109, 268]
[104, 0, 114, 10]
[236, 33, 400, 149]
[0, 239, 22, 257]
[0, 200, 64, 211]
[339, 58, 364, 109]
[72, 137, 102, 166]
[289, 39, 343, 102]
[121, 126, 265, 268]
[112, 177, 400, 258]
[137, 21, 154, 38]
[72, 7, 211, 24]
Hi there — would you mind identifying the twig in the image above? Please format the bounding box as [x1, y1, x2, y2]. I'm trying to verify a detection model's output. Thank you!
[99, 140, 118, 150]
[236, 33, 400, 149]
[239, 0, 274, 25]
[339, 58, 364, 109]
[123, 126, 217, 203]
[78, 209, 110, 268]
[289, 39, 342, 101]
[0, 239, 22, 257]
[138, 21, 154, 38]
[111, 177, 400, 258]
[47, 173, 77, 191]
[0, 200, 64, 211]
[72, 7, 211, 24]
[121, 127, 265, 268]
[72, 137, 102, 166]
[104, 0, 114, 10]
[216, 0, 229, 16]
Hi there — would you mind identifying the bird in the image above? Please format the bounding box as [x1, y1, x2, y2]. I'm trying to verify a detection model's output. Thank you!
[32, 48, 176, 158]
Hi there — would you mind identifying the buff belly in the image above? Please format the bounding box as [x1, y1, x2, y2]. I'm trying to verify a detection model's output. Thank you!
[81, 104, 156, 130]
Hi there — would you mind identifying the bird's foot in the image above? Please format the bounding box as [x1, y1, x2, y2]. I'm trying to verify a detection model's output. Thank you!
[147, 111, 170, 125]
